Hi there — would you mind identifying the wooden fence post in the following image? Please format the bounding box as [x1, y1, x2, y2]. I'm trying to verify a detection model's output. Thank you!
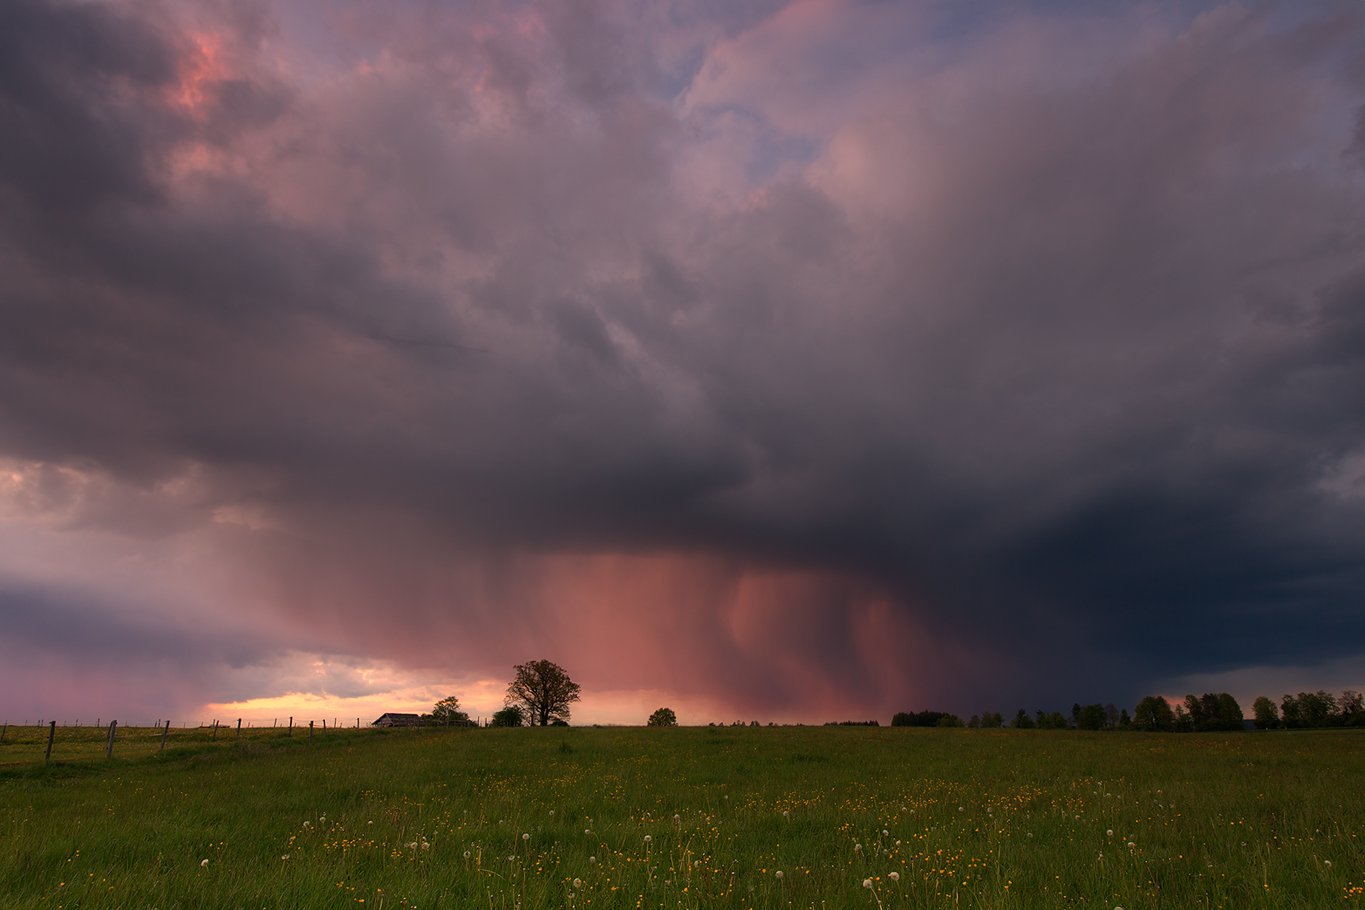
[309, 720, 314, 745]
[106, 720, 117, 758]
[161, 720, 170, 750]
[1, 723, 6, 743]
[288, 716, 293, 737]
[45, 721, 55, 761]
[236, 718, 242, 740]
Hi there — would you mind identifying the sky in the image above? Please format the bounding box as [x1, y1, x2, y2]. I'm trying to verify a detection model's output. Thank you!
[2, 0, 1364, 727]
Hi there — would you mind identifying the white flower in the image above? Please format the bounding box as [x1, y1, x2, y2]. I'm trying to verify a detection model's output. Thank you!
[775, 871, 783, 879]
[854, 844, 862, 852]
[549, 810, 554, 816]
[1107, 829, 1114, 836]
[573, 879, 581, 888]
[421, 842, 430, 850]
[589, 857, 596, 864]
[200, 859, 209, 867]
[406, 842, 418, 849]
[463, 851, 471, 859]
[958, 807, 964, 812]
[643, 835, 651, 843]
[368, 821, 373, 825]
[1127, 842, 1136, 848]
[674, 814, 680, 821]
[888, 872, 899, 882]
[863, 879, 873, 889]
[522, 833, 530, 841]
[1027, 833, 1033, 838]
[882, 829, 889, 836]
[281, 855, 289, 860]
[319, 816, 325, 822]
[782, 811, 789, 817]
[585, 829, 591, 835]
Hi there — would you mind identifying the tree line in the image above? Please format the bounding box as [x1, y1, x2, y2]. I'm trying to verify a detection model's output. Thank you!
[890, 689, 1365, 731]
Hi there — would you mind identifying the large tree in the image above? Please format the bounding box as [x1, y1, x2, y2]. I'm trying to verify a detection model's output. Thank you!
[505, 660, 581, 727]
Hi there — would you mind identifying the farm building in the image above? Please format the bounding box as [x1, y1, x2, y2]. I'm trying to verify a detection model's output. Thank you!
[371, 713, 423, 727]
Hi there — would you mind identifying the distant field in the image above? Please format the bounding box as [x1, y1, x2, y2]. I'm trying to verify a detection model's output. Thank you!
[1, 726, 1361, 909]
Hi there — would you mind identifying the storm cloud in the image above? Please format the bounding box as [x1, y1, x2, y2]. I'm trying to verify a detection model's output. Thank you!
[2, 0, 1364, 722]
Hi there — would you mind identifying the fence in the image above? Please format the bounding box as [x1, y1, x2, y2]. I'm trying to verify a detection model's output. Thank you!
[0, 716, 476, 765]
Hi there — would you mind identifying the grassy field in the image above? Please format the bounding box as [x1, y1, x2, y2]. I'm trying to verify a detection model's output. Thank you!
[1, 725, 1361, 909]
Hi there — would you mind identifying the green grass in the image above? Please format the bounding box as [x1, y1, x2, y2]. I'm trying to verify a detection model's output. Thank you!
[1, 725, 1362, 909]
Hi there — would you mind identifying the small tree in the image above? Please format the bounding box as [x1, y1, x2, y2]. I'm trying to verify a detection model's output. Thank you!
[506, 660, 582, 727]
[648, 708, 678, 727]
[491, 706, 524, 727]
[427, 696, 470, 726]
[1133, 696, 1174, 732]
[1252, 696, 1279, 730]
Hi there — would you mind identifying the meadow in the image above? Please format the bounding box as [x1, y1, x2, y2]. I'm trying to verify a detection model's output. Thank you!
[1, 724, 1361, 909]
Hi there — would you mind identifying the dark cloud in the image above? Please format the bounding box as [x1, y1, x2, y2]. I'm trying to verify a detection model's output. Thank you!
[2, 0, 1364, 721]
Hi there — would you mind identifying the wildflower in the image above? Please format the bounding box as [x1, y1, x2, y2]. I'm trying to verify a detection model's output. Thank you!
[1326, 860, 1333, 868]
[422, 842, 430, 850]
[523, 833, 530, 841]
[958, 807, 964, 812]
[200, 859, 209, 867]
[888, 872, 899, 882]
[549, 810, 554, 816]
[775, 871, 783, 880]
[589, 857, 596, 865]
[882, 829, 889, 836]
[1107, 830, 1114, 836]
[368, 821, 373, 825]
[463, 851, 471, 859]
[281, 855, 289, 860]
[406, 842, 418, 849]
[863, 879, 873, 889]
[782, 811, 789, 818]
[854, 844, 862, 852]
[1027, 833, 1034, 838]
[573, 879, 581, 888]
[1127, 842, 1136, 848]
[585, 830, 591, 835]
[674, 814, 680, 821]
[320, 816, 326, 822]
[643, 835, 652, 844]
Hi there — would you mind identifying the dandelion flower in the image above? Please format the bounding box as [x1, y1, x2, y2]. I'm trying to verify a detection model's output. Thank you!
[1107, 830, 1114, 836]
[889, 872, 899, 882]
[319, 816, 326, 822]
[775, 871, 783, 880]
[523, 833, 530, 841]
[549, 810, 554, 816]
[643, 835, 652, 843]
[863, 879, 873, 889]
[882, 829, 889, 836]
[1127, 842, 1136, 848]
[782, 811, 789, 817]
[200, 859, 209, 867]
[958, 807, 964, 812]
[589, 857, 596, 865]
[854, 844, 862, 852]
[585, 829, 591, 835]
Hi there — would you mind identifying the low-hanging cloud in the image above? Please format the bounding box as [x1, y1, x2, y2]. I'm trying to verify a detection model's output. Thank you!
[2, 0, 1364, 722]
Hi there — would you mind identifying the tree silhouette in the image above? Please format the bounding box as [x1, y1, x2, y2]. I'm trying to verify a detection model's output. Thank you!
[505, 660, 581, 726]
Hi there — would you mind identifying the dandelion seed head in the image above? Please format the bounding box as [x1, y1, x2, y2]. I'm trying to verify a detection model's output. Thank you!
[589, 857, 596, 864]
[775, 871, 783, 879]
[1325, 860, 1333, 868]
[1107, 830, 1114, 836]
[464, 851, 471, 859]
[889, 872, 899, 882]
[863, 879, 873, 889]
[573, 879, 581, 888]
[643, 835, 651, 843]
[200, 859, 209, 867]
[854, 844, 862, 852]
[522, 833, 530, 841]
